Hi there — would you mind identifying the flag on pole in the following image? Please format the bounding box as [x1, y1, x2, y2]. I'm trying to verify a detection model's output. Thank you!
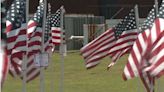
[141, 2, 164, 78]
[10, 1, 26, 78]
[122, 6, 156, 92]
[25, 0, 44, 82]
[107, 9, 138, 68]
[80, 9, 136, 69]
[107, 5, 156, 69]
[5, 0, 27, 77]
[123, 1, 164, 92]
[139, 7, 156, 31]
[143, 31, 164, 78]
[7, 0, 44, 82]
[0, 1, 9, 88]
[44, 3, 54, 55]
[51, 6, 63, 45]
[136, 7, 156, 92]
[80, 28, 116, 69]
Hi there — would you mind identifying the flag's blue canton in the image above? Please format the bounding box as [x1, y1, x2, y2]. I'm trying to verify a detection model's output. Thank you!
[157, 0, 164, 18]
[6, 0, 22, 30]
[31, 1, 44, 27]
[44, 11, 51, 43]
[19, 0, 26, 24]
[140, 8, 155, 30]
[51, 8, 61, 27]
[114, 9, 136, 39]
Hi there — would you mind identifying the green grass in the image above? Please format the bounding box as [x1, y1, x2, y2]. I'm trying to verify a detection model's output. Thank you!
[3, 51, 164, 92]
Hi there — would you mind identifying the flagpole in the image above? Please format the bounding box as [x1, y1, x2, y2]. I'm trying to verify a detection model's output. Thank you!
[59, 6, 65, 92]
[22, 0, 29, 92]
[155, 0, 158, 17]
[22, 54, 27, 92]
[47, 3, 55, 92]
[134, 4, 143, 92]
[154, 1, 159, 92]
[109, 8, 124, 19]
[134, 5, 139, 30]
[40, 0, 47, 92]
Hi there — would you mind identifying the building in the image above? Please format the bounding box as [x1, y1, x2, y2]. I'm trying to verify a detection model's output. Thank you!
[6, 0, 162, 19]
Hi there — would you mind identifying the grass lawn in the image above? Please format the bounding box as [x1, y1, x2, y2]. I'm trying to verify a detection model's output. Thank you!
[3, 51, 164, 92]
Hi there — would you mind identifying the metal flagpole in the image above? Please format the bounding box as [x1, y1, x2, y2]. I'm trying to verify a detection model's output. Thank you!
[134, 4, 142, 92]
[154, 0, 159, 92]
[22, 0, 29, 92]
[46, 3, 55, 92]
[59, 6, 65, 92]
[155, 0, 158, 17]
[22, 54, 27, 92]
[134, 5, 140, 30]
[40, 0, 47, 92]
[109, 8, 124, 19]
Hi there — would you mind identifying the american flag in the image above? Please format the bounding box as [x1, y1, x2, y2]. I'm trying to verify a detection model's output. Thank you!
[143, 31, 164, 78]
[5, 0, 27, 78]
[139, 7, 156, 31]
[123, 6, 156, 92]
[123, 1, 164, 92]
[142, 2, 164, 78]
[25, 0, 44, 82]
[135, 7, 156, 92]
[44, 4, 54, 54]
[80, 9, 136, 69]
[51, 6, 63, 45]
[122, 29, 155, 92]
[0, 1, 9, 87]
[107, 6, 156, 69]
[80, 28, 116, 69]
[107, 9, 138, 69]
